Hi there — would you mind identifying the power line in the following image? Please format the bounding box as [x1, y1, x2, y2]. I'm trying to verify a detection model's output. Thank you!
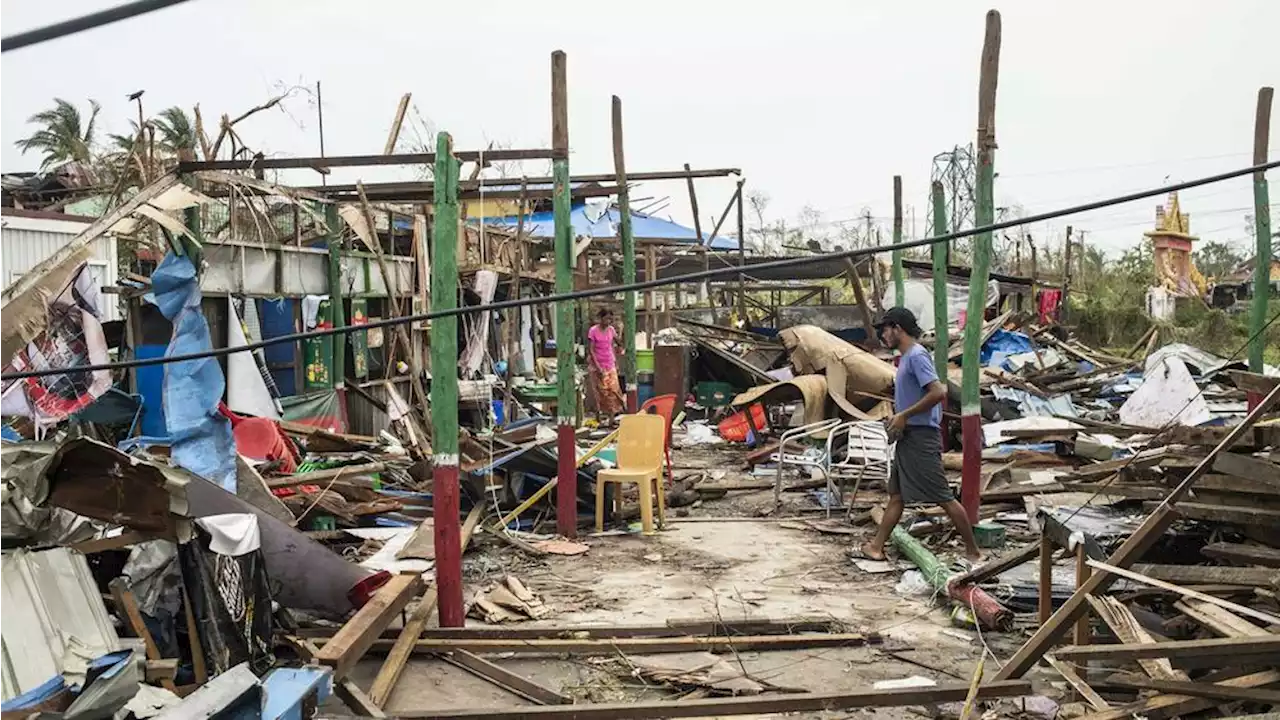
[3, 158, 1278, 382]
[1, 0, 193, 53]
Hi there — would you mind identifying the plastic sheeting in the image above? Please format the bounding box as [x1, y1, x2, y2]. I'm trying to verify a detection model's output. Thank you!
[981, 329, 1035, 366]
[900, 277, 1000, 332]
[1120, 355, 1211, 428]
[147, 253, 237, 492]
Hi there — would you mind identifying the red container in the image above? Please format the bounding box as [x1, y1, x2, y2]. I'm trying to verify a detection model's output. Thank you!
[233, 416, 298, 473]
[718, 404, 767, 443]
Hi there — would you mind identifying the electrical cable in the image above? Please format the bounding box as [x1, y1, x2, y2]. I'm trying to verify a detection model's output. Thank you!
[3, 158, 1277, 382]
[1, 0, 194, 52]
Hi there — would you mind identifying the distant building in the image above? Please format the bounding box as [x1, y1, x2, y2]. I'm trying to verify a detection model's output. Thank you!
[1, 207, 120, 321]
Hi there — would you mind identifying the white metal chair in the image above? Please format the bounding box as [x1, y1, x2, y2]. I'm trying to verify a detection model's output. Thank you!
[771, 418, 842, 505]
[825, 420, 892, 514]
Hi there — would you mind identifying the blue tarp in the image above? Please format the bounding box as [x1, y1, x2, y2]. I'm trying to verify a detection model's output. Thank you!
[123, 253, 237, 492]
[478, 206, 740, 250]
[981, 329, 1036, 367]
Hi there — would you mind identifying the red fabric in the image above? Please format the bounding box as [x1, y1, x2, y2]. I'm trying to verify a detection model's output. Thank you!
[1038, 289, 1062, 324]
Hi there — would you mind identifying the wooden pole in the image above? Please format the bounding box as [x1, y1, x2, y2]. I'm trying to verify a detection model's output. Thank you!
[430, 132, 463, 626]
[930, 181, 950, 448]
[1028, 233, 1038, 319]
[551, 50, 577, 538]
[960, 9, 1002, 525]
[892, 175, 905, 306]
[1249, 87, 1274, 404]
[685, 163, 707, 303]
[845, 259, 881, 349]
[736, 179, 747, 324]
[383, 93, 412, 155]
[1060, 225, 1074, 324]
[613, 96, 638, 413]
[504, 180, 528, 425]
[325, 204, 346, 389]
[1038, 535, 1054, 625]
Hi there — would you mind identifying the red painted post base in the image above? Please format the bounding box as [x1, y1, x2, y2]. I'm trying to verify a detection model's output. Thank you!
[960, 414, 982, 525]
[432, 463, 464, 627]
[627, 388, 638, 414]
[1247, 391, 1262, 413]
[556, 422, 578, 538]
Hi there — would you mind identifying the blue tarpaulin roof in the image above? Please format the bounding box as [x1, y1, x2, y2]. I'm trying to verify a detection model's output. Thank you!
[476, 206, 741, 250]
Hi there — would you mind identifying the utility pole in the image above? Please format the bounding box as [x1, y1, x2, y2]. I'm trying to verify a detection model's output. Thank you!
[736, 179, 747, 323]
[1249, 86, 1274, 408]
[612, 96, 637, 413]
[430, 132, 463, 626]
[930, 181, 950, 448]
[960, 9, 1002, 525]
[552, 51, 577, 538]
[1061, 225, 1074, 324]
[892, 175, 905, 306]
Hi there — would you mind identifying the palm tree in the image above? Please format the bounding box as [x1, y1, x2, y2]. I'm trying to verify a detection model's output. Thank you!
[153, 106, 196, 158]
[14, 98, 102, 169]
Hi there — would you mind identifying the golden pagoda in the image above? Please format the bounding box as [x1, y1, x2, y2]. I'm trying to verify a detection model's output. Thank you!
[1144, 192, 1206, 296]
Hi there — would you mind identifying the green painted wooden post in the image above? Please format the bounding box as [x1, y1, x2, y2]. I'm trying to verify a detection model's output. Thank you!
[961, 10, 1001, 524]
[892, 175, 905, 306]
[552, 51, 578, 538]
[325, 203, 346, 387]
[1250, 87, 1274, 383]
[613, 96, 638, 412]
[930, 181, 950, 391]
[430, 132, 464, 626]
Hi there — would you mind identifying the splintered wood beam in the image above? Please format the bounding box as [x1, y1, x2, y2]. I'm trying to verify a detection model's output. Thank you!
[315, 573, 424, 679]
[995, 383, 1280, 680]
[951, 542, 1041, 588]
[1201, 541, 1280, 568]
[302, 616, 843, 641]
[176, 148, 561, 173]
[1130, 563, 1280, 588]
[1078, 669, 1280, 720]
[367, 505, 483, 707]
[1213, 451, 1280, 486]
[1085, 595, 1185, 681]
[1174, 599, 1270, 638]
[385, 680, 1035, 719]
[1053, 635, 1280, 662]
[109, 578, 178, 693]
[362, 632, 881, 656]
[440, 650, 571, 705]
[1044, 655, 1110, 712]
[1094, 674, 1280, 705]
[1087, 559, 1280, 626]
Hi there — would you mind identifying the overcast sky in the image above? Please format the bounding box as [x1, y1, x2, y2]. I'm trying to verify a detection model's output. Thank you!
[3, 0, 1276, 258]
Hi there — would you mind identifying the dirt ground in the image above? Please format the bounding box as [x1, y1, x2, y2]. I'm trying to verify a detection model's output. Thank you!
[340, 443, 1053, 719]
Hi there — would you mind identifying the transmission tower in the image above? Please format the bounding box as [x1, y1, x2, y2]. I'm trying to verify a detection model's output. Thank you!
[928, 144, 977, 238]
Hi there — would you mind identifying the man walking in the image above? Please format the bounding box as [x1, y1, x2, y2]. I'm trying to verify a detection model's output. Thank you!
[861, 307, 983, 564]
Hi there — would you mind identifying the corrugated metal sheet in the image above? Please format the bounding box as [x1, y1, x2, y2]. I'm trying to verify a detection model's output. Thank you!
[1, 215, 120, 322]
[1, 547, 122, 700]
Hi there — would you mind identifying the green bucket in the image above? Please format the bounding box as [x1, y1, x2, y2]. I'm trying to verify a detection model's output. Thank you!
[973, 521, 1006, 549]
[636, 349, 655, 373]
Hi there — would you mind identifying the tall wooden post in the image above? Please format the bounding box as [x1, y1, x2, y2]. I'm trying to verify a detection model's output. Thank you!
[961, 9, 1001, 525]
[552, 51, 578, 538]
[736, 179, 747, 323]
[430, 132, 463, 626]
[613, 96, 638, 413]
[930, 181, 950, 447]
[325, 203, 347, 388]
[1060, 225, 1074, 324]
[892, 175, 905, 306]
[1249, 87, 1274, 405]
[1029, 234, 1039, 318]
[685, 163, 707, 303]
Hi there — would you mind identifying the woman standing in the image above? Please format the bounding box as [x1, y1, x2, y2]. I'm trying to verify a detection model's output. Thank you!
[586, 308, 625, 425]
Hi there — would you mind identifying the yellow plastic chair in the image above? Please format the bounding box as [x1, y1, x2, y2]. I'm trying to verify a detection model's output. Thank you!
[595, 413, 667, 534]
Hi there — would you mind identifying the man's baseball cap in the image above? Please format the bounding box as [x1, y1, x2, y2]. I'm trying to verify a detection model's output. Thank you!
[875, 306, 922, 337]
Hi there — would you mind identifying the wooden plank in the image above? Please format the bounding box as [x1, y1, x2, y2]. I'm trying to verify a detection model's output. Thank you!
[108, 578, 178, 693]
[1214, 452, 1280, 486]
[362, 632, 881, 656]
[304, 617, 843, 641]
[315, 573, 424, 679]
[1131, 563, 1280, 588]
[1196, 473, 1280, 496]
[1095, 674, 1280, 704]
[949, 542, 1040, 587]
[1224, 369, 1280, 396]
[145, 659, 179, 683]
[996, 384, 1280, 680]
[1088, 559, 1280, 626]
[1076, 669, 1279, 720]
[71, 530, 150, 554]
[385, 680, 1034, 719]
[1085, 595, 1186, 681]
[441, 650, 571, 705]
[1038, 535, 1054, 625]
[182, 585, 208, 686]
[1044, 654, 1110, 712]
[1054, 635, 1280, 662]
[265, 462, 387, 490]
[1202, 541, 1280, 568]
[1174, 599, 1270, 638]
[367, 505, 483, 707]
[1155, 501, 1280, 525]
